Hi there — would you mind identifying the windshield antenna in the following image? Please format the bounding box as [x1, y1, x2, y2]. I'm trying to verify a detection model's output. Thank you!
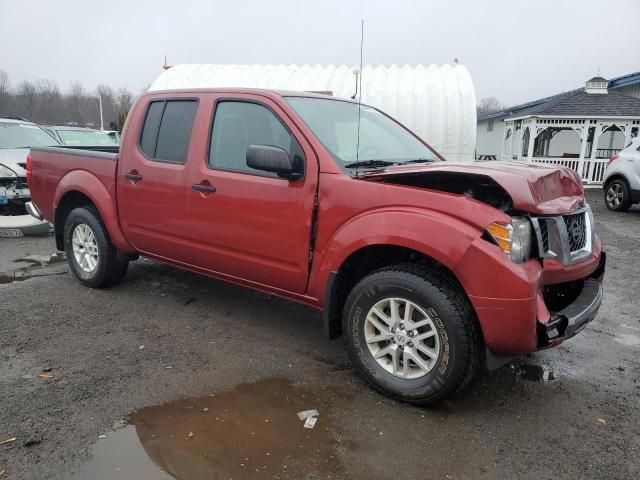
[355, 19, 364, 177]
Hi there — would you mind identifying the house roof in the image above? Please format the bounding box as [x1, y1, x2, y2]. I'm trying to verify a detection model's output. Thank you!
[510, 90, 640, 118]
[586, 76, 608, 83]
[478, 70, 640, 121]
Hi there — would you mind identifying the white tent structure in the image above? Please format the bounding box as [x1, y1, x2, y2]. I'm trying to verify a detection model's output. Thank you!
[149, 64, 477, 163]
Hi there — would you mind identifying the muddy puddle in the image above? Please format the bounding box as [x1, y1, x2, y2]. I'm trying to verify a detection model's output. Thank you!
[0, 253, 67, 284]
[513, 363, 558, 382]
[14, 252, 66, 266]
[71, 378, 342, 479]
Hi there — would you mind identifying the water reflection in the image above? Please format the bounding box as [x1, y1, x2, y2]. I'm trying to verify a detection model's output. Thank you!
[71, 378, 341, 479]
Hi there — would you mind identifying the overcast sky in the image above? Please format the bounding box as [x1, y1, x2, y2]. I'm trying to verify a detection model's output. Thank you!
[1, 0, 638, 106]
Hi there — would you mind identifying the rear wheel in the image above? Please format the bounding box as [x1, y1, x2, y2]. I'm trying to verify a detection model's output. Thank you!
[605, 179, 632, 211]
[64, 207, 128, 288]
[342, 265, 481, 406]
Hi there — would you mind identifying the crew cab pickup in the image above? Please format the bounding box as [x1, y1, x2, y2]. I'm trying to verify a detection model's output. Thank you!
[27, 89, 605, 405]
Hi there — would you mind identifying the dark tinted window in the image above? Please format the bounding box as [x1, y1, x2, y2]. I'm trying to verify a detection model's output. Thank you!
[139, 100, 197, 164]
[155, 101, 198, 163]
[139, 101, 164, 157]
[209, 101, 293, 174]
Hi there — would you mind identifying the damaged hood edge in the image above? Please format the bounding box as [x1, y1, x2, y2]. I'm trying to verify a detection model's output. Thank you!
[360, 161, 585, 215]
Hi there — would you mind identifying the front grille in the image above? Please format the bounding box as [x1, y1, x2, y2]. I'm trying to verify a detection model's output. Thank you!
[539, 220, 549, 252]
[531, 205, 592, 265]
[563, 212, 587, 252]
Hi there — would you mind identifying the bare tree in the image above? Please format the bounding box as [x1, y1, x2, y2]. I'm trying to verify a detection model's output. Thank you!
[0, 73, 135, 128]
[33, 79, 63, 124]
[16, 81, 38, 120]
[477, 97, 505, 117]
[66, 80, 87, 125]
[117, 87, 133, 113]
[0, 70, 9, 96]
[0, 70, 10, 114]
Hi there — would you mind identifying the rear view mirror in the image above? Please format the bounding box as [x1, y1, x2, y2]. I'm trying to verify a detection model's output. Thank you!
[246, 145, 302, 180]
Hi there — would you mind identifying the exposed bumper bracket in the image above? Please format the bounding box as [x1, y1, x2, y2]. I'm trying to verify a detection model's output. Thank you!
[25, 201, 42, 220]
[538, 278, 603, 348]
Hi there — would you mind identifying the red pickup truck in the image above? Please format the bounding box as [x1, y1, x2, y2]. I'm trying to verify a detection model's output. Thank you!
[26, 89, 605, 405]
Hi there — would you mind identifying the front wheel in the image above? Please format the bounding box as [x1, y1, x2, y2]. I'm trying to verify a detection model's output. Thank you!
[64, 206, 129, 288]
[604, 179, 632, 211]
[342, 265, 481, 406]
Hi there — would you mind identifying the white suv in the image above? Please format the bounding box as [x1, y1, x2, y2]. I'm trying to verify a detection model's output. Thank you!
[603, 137, 640, 211]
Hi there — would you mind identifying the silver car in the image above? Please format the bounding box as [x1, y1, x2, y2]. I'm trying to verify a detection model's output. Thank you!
[603, 137, 640, 211]
[0, 117, 60, 214]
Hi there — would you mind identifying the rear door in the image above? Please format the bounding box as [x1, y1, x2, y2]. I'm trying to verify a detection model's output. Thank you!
[117, 96, 200, 264]
[185, 94, 318, 294]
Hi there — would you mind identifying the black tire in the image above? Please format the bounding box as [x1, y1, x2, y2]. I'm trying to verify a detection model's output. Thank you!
[342, 264, 481, 406]
[604, 179, 632, 211]
[63, 206, 129, 288]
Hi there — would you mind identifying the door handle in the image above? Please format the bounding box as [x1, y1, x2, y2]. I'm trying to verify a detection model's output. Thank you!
[124, 172, 143, 181]
[192, 183, 216, 193]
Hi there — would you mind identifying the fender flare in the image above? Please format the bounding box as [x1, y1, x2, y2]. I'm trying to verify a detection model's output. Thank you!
[54, 170, 134, 253]
[309, 208, 484, 337]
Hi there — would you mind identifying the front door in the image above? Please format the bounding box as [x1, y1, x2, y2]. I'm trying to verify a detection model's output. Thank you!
[185, 95, 318, 294]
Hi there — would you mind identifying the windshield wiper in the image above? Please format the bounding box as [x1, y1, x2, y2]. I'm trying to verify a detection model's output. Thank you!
[344, 159, 397, 169]
[402, 158, 437, 164]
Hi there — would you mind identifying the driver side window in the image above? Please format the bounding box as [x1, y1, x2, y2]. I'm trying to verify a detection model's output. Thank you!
[209, 101, 293, 176]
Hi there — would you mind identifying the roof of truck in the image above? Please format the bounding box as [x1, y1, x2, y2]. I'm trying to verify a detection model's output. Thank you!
[146, 87, 359, 101]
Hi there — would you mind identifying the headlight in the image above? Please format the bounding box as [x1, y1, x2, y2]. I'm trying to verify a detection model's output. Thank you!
[486, 217, 532, 263]
[0, 164, 17, 178]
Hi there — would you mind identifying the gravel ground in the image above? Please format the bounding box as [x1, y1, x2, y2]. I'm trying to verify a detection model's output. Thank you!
[0, 189, 638, 480]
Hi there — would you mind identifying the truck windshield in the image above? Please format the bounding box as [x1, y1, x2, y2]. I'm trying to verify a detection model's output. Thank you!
[0, 122, 59, 148]
[285, 97, 439, 170]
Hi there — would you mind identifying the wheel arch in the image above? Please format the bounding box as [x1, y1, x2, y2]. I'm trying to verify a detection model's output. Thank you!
[53, 170, 134, 253]
[603, 172, 630, 190]
[321, 243, 480, 342]
[54, 190, 94, 250]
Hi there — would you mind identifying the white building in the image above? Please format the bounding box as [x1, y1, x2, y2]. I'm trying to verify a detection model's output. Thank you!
[477, 71, 640, 184]
[150, 64, 477, 163]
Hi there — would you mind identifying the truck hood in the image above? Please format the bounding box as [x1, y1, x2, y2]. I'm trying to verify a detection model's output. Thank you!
[360, 161, 585, 215]
[0, 148, 28, 177]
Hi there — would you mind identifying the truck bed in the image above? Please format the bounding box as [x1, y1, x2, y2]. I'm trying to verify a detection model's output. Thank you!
[29, 146, 120, 227]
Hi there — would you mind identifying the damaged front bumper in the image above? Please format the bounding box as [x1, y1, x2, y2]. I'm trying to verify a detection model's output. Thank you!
[0, 180, 30, 214]
[463, 230, 606, 365]
[537, 253, 605, 349]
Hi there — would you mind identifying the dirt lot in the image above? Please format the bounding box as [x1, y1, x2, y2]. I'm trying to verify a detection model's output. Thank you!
[0, 189, 638, 480]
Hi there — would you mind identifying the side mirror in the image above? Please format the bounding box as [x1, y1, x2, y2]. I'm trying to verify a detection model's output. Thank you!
[246, 145, 302, 180]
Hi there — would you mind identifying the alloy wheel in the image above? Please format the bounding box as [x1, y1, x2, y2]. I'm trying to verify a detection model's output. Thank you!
[72, 223, 99, 273]
[364, 297, 441, 379]
[606, 183, 624, 209]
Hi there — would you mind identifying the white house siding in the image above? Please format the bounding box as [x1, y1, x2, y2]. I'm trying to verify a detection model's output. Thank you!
[150, 64, 477, 163]
[475, 117, 506, 157]
[615, 84, 640, 98]
[476, 77, 640, 160]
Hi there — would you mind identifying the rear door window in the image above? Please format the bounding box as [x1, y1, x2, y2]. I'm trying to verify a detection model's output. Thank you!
[139, 100, 198, 164]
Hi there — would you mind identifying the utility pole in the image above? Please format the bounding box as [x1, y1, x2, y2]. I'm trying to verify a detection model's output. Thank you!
[98, 94, 104, 130]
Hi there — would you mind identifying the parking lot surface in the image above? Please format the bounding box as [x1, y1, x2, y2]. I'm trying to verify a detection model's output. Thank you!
[1, 190, 638, 479]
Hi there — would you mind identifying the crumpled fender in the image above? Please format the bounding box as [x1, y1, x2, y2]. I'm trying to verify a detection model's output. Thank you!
[308, 207, 488, 303]
[54, 170, 134, 253]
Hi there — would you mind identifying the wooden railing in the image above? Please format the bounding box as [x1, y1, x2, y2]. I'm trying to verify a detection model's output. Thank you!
[528, 157, 581, 172]
[596, 148, 621, 159]
[522, 157, 608, 184]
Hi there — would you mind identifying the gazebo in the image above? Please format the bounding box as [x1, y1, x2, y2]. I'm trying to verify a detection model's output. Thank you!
[501, 76, 640, 184]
